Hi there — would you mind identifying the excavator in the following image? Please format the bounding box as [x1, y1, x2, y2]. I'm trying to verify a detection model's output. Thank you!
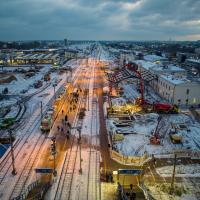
[150, 116, 162, 145]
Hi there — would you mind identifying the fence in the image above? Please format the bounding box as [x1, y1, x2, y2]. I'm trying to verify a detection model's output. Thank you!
[110, 149, 150, 166]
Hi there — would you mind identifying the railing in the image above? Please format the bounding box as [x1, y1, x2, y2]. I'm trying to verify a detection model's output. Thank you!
[12, 181, 39, 200]
[110, 149, 150, 166]
[138, 182, 155, 200]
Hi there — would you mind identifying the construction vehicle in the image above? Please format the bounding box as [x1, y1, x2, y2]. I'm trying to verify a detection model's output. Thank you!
[152, 103, 178, 113]
[34, 80, 43, 88]
[150, 116, 162, 145]
[169, 127, 182, 144]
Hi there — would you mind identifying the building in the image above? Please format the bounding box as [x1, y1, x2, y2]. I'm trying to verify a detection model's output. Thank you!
[185, 59, 200, 71]
[195, 48, 200, 57]
[158, 75, 200, 106]
[119, 53, 135, 67]
[64, 49, 79, 60]
[143, 54, 168, 63]
[133, 60, 200, 106]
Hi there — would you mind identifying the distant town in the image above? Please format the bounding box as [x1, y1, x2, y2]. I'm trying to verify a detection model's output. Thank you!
[0, 39, 200, 200]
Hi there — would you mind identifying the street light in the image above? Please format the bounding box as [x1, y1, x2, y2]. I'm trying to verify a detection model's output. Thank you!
[71, 126, 82, 174]
[53, 83, 56, 100]
[170, 153, 177, 194]
[47, 136, 57, 177]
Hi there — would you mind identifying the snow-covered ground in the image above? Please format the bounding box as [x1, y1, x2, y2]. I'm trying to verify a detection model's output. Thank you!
[108, 110, 200, 156]
[0, 64, 51, 95]
[156, 164, 200, 177]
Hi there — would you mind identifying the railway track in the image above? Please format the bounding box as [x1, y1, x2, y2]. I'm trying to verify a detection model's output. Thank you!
[54, 91, 86, 200]
[54, 61, 100, 200]
[86, 94, 100, 200]
[9, 134, 46, 199]
[85, 62, 100, 200]
[0, 66, 83, 199]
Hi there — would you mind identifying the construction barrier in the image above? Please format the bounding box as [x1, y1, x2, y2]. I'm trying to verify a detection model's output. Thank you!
[110, 149, 149, 167]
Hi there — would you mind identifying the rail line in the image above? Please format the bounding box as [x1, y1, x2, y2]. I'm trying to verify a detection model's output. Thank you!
[54, 63, 91, 200]
[9, 134, 46, 199]
[54, 91, 86, 200]
[0, 66, 83, 197]
[86, 61, 100, 200]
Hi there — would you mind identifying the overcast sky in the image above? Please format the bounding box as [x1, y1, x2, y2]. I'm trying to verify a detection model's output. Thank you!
[0, 0, 200, 41]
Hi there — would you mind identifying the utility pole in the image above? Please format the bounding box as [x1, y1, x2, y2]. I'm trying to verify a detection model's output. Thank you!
[53, 84, 56, 100]
[77, 129, 82, 174]
[50, 136, 57, 177]
[170, 153, 177, 193]
[9, 130, 17, 175]
[40, 101, 43, 119]
[88, 89, 90, 111]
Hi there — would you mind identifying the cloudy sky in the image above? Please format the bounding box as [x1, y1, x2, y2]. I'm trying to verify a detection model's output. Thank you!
[0, 0, 200, 41]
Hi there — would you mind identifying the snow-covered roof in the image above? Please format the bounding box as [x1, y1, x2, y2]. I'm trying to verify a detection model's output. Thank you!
[186, 59, 200, 64]
[152, 65, 185, 72]
[160, 74, 190, 85]
[144, 54, 167, 62]
[134, 60, 157, 70]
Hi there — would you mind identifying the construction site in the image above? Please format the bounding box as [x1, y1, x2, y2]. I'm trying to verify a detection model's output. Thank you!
[104, 62, 200, 158]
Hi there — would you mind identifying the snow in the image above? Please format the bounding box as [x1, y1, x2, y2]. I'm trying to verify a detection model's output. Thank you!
[161, 74, 189, 85]
[0, 98, 18, 107]
[0, 65, 51, 95]
[107, 109, 200, 156]
[134, 60, 157, 70]
[186, 59, 200, 64]
[152, 65, 186, 72]
[144, 54, 167, 62]
[156, 164, 200, 177]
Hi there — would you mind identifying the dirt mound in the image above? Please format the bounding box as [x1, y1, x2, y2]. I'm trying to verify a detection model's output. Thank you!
[0, 74, 17, 84]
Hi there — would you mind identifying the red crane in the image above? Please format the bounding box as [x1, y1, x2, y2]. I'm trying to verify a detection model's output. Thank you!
[108, 62, 178, 113]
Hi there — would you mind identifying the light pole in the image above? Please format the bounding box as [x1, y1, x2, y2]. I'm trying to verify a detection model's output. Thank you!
[77, 128, 82, 174]
[170, 153, 177, 193]
[71, 126, 82, 174]
[50, 136, 57, 177]
[53, 84, 56, 100]
[9, 130, 17, 175]
[40, 101, 43, 119]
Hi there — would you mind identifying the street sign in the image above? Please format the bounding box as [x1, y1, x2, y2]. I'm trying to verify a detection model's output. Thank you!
[118, 169, 142, 175]
[35, 168, 53, 174]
